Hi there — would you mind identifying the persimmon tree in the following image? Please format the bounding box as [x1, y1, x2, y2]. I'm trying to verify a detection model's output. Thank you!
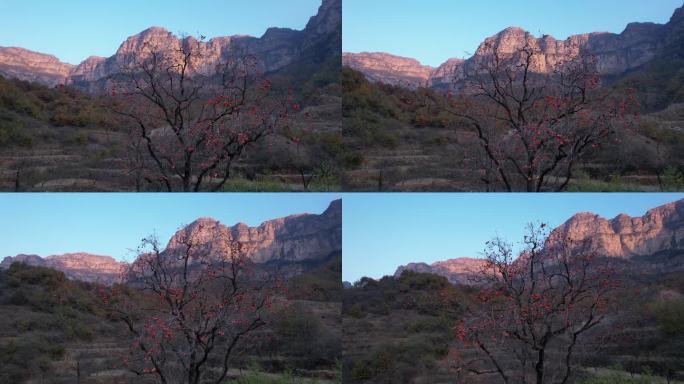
[110, 37, 292, 192]
[445, 40, 640, 192]
[450, 223, 620, 384]
[100, 225, 287, 384]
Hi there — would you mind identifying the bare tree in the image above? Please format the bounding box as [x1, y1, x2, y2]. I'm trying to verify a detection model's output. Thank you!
[450, 224, 620, 384]
[100, 225, 286, 384]
[110, 37, 292, 192]
[445, 40, 639, 192]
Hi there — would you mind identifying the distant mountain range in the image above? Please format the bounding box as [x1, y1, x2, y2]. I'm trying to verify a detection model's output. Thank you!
[344, 4, 684, 90]
[395, 198, 684, 284]
[0, 0, 341, 92]
[0, 199, 342, 285]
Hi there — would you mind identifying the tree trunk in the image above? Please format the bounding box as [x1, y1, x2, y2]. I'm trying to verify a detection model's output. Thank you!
[535, 348, 545, 384]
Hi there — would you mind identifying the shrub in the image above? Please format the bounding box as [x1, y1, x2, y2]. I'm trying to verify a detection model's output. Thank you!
[225, 363, 312, 384]
[650, 298, 684, 336]
[663, 166, 684, 191]
[581, 365, 658, 384]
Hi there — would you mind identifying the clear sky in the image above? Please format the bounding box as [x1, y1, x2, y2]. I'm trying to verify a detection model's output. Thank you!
[0, 193, 340, 262]
[343, 0, 684, 67]
[0, 0, 322, 64]
[343, 193, 684, 283]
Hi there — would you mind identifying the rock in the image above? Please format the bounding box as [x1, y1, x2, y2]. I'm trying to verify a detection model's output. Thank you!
[342, 52, 434, 88]
[0, 0, 341, 92]
[429, 58, 465, 89]
[344, 4, 683, 88]
[549, 198, 684, 258]
[0, 253, 124, 284]
[394, 198, 684, 285]
[1, 199, 342, 284]
[166, 199, 342, 264]
[394, 257, 487, 285]
[0, 47, 74, 86]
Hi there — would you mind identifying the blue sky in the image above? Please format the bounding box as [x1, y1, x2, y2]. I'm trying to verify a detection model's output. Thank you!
[343, 193, 684, 282]
[0, 193, 340, 262]
[0, 0, 321, 64]
[343, 0, 684, 66]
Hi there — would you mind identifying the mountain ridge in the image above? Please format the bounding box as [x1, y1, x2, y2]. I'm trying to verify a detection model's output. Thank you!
[0, 0, 340, 90]
[0, 199, 342, 284]
[394, 199, 684, 284]
[344, 4, 682, 89]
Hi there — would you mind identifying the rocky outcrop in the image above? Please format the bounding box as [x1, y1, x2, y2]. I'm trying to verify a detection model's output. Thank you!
[342, 52, 434, 88]
[0, 47, 74, 86]
[0, 0, 340, 91]
[1, 199, 341, 284]
[344, 4, 682, 89]
[394, 258, 487, 285]
[166, 199, 342, 264]
[0, 253, 124, 284]
[428, 58, 465, 89]
[549, 199, 684, 258]
[394, 199, 684, 285]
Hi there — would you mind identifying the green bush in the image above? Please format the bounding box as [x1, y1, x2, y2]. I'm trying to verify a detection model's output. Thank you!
[651, 298, 684, 336]
[663, 166, 684, 191]
[581, 365, 658, 384]
[225, 363, 314, 384]
[222, 176, 294, 192]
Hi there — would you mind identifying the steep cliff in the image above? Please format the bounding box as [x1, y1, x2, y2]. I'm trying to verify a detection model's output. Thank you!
[394, 257, 486, 285]
[394, 199, 684, 284]
[0, 0, 340, 92]
[1, 199, 342, 284]
[342, 52, 433, 88]
[344, 5, 682, 90]
[165, 199, 342, 264]
[549, 199, 684, 258]
[0, 253, 124, 284]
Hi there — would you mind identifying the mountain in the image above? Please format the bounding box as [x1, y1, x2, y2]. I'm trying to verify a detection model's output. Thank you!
[0, 47, 75, 86]
[342, 52, 434, 88]
[394, 199, 684, 284]
[0, 199, 342, 284]
[344, 4, 683, 90]
[165, 199, 342, 266]
[0, 253, 124, 284]
[0, 0, 340, 92]
[549, 198, 684, 258]
[394, 258, 486, 285]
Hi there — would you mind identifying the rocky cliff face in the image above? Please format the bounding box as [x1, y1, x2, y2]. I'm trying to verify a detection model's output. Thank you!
[0, 0, 340, 91]
[549, 199, 684, 258]
[394, 258, 487, 285]
[0, 253, 124, 284]
[345, 5, 682, 89]
[395, 199, 684, 285]
[342, 52, 434, 88]
[166, 199, 342, 265]
[0, 47, 75, 86]
[1, 199, 341, 284]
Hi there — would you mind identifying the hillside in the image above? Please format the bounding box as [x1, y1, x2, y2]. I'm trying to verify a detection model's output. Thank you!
[344, 198, 684, 383]
[342, 67, 684, 191]
[0, 0, 342, 192]
[0, 256, 342, 383]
